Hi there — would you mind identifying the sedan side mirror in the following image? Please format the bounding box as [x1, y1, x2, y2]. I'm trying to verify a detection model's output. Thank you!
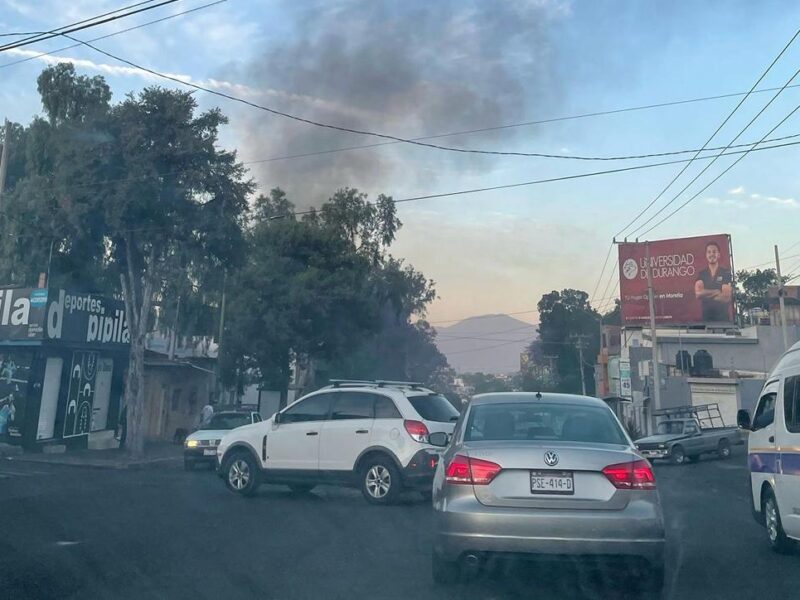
[736, 409, 751, 430]
[429, 431, 449, 447]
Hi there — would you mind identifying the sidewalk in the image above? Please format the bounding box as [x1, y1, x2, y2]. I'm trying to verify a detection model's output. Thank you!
[7, 441, 183, 470]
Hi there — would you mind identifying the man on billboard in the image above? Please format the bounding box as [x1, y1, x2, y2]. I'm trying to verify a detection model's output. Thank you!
[694, 241, 732, 322]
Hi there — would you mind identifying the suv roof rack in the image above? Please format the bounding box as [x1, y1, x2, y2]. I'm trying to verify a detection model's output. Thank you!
[328, 379, 426, 390]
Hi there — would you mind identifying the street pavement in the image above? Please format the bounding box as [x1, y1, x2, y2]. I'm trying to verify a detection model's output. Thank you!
[0, 447, 797, 600]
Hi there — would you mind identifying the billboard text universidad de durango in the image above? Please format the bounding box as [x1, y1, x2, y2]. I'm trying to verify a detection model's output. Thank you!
[618, 234, 734, 326]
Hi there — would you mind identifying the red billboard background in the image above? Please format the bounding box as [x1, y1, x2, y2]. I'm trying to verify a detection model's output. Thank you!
[618, 234, 734, 326]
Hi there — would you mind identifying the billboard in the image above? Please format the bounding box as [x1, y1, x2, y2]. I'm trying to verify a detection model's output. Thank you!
[618, 234, 734, 326]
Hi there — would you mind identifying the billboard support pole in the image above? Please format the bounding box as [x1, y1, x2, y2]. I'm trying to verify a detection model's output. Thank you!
[645, 242, 661, 414]
[775, 244, 789, 351]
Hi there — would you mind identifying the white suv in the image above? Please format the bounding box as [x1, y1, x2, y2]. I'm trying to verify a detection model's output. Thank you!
[216, 380, 460, 504]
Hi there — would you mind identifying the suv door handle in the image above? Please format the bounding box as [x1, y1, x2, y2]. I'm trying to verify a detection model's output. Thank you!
[769, 435, 775, 443]
[306, 431, 319, 436]
[355, 429, 369, 434]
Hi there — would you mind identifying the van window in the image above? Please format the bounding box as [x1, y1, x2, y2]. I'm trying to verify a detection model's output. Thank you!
[785, 376, 800, 433]
[753, 392, 776, 431]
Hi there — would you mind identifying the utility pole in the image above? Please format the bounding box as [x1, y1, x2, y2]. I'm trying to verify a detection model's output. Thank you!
[645, 242, 662, 412]
[775, 244, 789, 350]
[216, 270, 228, 404]
[0, 118, 10, 209]
[570, 334, 590, 396]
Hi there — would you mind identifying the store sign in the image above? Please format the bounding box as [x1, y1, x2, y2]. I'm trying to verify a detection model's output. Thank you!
[0, 287, 129, 347]
[618, 234, 734, 326]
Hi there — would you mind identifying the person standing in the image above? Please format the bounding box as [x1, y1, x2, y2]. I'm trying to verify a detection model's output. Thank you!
[694, 241, 733, 322]
[197, 401, 214, 429]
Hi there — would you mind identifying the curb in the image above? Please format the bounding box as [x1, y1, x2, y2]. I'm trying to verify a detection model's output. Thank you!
[8, 454, 182, 471]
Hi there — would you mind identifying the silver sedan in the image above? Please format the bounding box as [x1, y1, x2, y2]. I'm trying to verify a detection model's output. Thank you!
[429, 392, 665, 594]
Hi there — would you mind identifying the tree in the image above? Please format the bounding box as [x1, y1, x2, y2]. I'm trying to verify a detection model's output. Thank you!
[735, 268, 788, 321]
[460, 372, 512, 394]
[530, 289, 600, 395]
[2, 64, 253, 455]
[223, 188, 449, 398]
[601, 299, 621, 326]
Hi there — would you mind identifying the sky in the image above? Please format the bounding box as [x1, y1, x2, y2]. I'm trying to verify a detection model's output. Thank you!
[3, 0, 800, 326]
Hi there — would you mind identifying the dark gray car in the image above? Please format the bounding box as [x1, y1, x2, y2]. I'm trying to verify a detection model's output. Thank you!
[429, 392, 665, 593]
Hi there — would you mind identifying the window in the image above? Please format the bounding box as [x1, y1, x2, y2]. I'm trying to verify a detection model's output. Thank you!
[753, 392, 777, 431]
[784, 376, 800, 433]
[464, 402, 627, 445]
[203, 413, 251, 430]
[374, 395, 401, 419]
[684, 423, 698, 435]
[331, 392, 373, 420]
[408, 394, 459, 423]
[281, 394, 332, 423]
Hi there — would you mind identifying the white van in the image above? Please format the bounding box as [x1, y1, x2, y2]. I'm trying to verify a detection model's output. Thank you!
[738, 340, 800, 553]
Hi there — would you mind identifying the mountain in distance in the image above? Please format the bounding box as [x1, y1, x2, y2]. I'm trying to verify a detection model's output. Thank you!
[434, 314, 538, 375]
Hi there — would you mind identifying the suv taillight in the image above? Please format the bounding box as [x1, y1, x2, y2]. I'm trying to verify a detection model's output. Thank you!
[404, 419, 430, 443]
[445, 454, 502, 485]
[602, 460, 656, 490]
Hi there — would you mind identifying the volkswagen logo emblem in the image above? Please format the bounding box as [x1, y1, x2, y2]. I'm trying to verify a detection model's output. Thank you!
[543, 451, 559, 467]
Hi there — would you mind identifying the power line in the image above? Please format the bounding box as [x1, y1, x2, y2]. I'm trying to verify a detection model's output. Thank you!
[427, 310, 539, 326]
[738, 252, 800, 271]
[284, 137, 800, 218]
[0, 0, 227, 70]
[0, 1, 179, 53]
[630, 61, 800, 238]
[589, 244, 614, 305]
[613, 26, 800, 240]
[61, 35, 800, 165]
[638, 100, 800, 237]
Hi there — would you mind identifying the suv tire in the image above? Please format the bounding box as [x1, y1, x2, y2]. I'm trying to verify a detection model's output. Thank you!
[223, 451, 260, 497]
[360, 456, 402, 505]
[763, 488, 795, 554]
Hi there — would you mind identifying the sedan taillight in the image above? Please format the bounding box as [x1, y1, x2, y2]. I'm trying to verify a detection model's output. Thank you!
[445, 454, 502, 485]
[602, 460, 656, 490]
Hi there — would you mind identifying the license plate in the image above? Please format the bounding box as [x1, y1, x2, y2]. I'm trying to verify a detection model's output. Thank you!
[203, 449, 216, 456]
[530, 470, 574, 495]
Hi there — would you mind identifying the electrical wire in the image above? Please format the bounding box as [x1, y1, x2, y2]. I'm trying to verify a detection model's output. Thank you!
[0, 0, 227, 70]
[637, 100, 800, 237]
[630, 63, 800, 238]
[613, 26, 800, 240]
[0, 1, 179, 52]
[61, 34, 800, 164]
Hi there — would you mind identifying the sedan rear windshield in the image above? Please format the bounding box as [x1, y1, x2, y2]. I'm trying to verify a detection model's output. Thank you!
[464, 402, 627, 445]
[408, 394, 460, 422]
[202, 414, 251, 430]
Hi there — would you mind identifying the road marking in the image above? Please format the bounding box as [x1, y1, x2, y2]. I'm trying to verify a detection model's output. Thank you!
[54, 541, 81, 547]
[0, 468, 52, 476]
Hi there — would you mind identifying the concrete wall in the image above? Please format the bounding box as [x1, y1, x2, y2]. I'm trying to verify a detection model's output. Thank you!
[656, 325, 800, 375]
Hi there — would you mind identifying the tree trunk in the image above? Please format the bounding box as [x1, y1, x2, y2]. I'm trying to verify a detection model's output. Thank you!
[119, 243, 156, 458]
[125, 336, 146, 456]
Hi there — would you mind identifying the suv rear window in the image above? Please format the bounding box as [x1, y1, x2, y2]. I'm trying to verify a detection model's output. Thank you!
[408, 394, 459, 422]
[464, 402, 627, 445]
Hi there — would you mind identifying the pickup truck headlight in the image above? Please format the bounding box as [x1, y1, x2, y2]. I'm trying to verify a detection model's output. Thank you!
[185, 439, 199, 448]
[658, 444, 666, 449]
